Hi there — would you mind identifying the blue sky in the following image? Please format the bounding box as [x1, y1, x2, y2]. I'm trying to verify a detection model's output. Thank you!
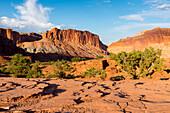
[1, 0, 170, 45]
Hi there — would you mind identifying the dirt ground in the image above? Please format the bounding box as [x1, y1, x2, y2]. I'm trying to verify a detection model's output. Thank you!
[0, 77, 170, 113]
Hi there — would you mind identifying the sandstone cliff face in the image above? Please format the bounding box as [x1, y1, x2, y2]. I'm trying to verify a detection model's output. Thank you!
[0, 35, 25, 56]
[0, 28, 42, 44]
[43, 28, 107, 51]
[19, 28, 108, 59]
[0, 27, 108, 61]
[108, 27, 170, 58]
[0, 28, 38, 62]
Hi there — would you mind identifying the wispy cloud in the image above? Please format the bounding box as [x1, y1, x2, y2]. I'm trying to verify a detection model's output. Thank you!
[104, 0, 111, 3]
[157, 4, 170, 10]
[69, 25, 76, 27]
[113, 22, 170, 31]
[0, 0, 65, 32]
[128, 2, 135, 5]
[119, 14, 144, 21]
[118, 0, 170, 22]
[143, 0, 160, 4]
[112, 0, 170, 39]
[55, 24, 66, 29]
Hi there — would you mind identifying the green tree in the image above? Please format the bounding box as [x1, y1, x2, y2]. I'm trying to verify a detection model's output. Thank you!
[71, 57, 86, 62]
[8, 54, 31, 77]
[95, 55, 104, 60]
[109, 47, 164, 79]
[82, 67, 107, 80]
[27, 62, 44, 78]
[51, 60, 76, 79]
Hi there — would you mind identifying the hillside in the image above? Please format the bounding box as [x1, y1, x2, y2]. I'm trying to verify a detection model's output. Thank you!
[108, 27, 170, 58]
[18, 28, 108, 60]
[0, 27, 108, 61]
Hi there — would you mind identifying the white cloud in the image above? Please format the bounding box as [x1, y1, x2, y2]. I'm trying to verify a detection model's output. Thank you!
[69, 25, 76, 27]
[157, 4, 170, 10]
[104, 0, 111, 3]
[111, 22, 170, 40]
[119, 0, 170, 22]
[143, 0, 159, 4]
[55, 24, 66, 29]
[128, 2, 135, 5]
[119, 14, 144, 21]
[0, 0, 65, 32]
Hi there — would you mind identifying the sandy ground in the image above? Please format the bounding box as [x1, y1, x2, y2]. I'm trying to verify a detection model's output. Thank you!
[0, 77, 170, 113]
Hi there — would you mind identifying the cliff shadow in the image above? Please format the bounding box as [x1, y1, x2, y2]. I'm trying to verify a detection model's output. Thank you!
[32, 53, 94, 62]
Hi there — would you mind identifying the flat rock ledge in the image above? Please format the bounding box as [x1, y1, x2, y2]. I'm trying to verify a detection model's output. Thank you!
[0, 78, 170, 113]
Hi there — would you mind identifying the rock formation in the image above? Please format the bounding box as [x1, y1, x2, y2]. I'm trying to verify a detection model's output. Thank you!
[19, 28, 108, 60]
[42, 27, 107, 50]
[108, 27, 170, 58]
[0, 27, 108, 61]
[0, 28, 42, 44]
[0, 28, 35, 62]
[0, 77, 170, 112]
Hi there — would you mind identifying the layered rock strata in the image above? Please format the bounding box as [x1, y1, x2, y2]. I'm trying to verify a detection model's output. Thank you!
[108, 27, 170, 58]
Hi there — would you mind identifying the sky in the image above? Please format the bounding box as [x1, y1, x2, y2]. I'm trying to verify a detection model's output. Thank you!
[1, 0, 170, 45]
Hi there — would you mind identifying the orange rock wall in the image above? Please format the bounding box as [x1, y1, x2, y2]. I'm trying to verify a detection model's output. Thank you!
[43, 28, 107, 51]
[108, 28, 170, 58]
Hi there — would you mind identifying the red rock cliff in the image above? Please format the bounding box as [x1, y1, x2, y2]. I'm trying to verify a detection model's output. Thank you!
[43, 27, 107, 51]
[108, 27, 170, 58]
[0, 28, 42, 44]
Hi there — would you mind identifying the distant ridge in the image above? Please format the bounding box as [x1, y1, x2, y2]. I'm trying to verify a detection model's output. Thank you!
[0, 27, 108, 61]
[108, 27, 170, 58]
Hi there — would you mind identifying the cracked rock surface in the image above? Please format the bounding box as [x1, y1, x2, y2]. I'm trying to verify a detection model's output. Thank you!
[0, 78, 170, 113]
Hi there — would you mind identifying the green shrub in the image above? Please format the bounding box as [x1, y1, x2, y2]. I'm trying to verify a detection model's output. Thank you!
[53, 60, 73, 72]
[109, 47, 164, 79]
[53, 70, 66, 78]
[51, 60, 76, 79]
[26, 63, 44, 78]
[41, 61, 55, 65]
[6, 54, 44, 78]
[47, 70, 76, 79]
[110, 75, 125, 81]
[65, 74, 76, 79]
[0, 63, 9, 74]
[95, 55, 104, 60]
[82, 67, 107, 80]
[71, 57, 86, 62]
[8, 54, 32, 77]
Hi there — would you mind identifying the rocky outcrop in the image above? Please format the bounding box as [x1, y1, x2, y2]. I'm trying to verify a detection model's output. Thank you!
[0, 28, 34, 62]
[19, 32, 42, 42]
[108, 27, 170, 58]
[0, 78, 170, 112]
[0, 35, 25, 56]
[0, 28, 42, 44]
[0, 27, 108, 61]
[19, 28, 108, 59]
[43, 27, 107, 51]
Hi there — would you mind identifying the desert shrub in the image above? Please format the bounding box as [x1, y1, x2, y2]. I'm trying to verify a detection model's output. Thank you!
[71, 57, 86, 62]
[41, 61, 55, 65]
[53, 70, 66, 78]
[6, 54, 44, 78]
[7, 54, 32, 77]
[65, 74, 76, 79]
[110, 75, 125, 81]
[82, 67, 107, 80]
[109, 47, 164, 79]
[0, 63, 8, 73]
[26, 63, 44, 78]
[53, 60, 73, 72]
[51, 60, 76, 79]
[95, 55, 104, 60]
[47, 70, 76, 79]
